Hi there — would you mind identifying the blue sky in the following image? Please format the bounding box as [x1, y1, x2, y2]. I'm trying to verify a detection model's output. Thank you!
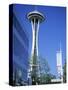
[13, 4, 66, 76]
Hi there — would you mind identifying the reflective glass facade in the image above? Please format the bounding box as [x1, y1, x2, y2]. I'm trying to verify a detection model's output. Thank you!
[13, 13, 29, 85]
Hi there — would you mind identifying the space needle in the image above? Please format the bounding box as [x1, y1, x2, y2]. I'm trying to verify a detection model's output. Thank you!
[27, 10, 45, 85]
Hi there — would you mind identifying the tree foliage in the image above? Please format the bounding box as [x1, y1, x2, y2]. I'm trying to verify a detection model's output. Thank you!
[38, 56, 50, 75]
[63, 61, 66, 83]
[38, 56, 56, 84]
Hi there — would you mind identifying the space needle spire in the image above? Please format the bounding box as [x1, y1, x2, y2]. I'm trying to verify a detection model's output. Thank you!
[27, 10, 45, 85]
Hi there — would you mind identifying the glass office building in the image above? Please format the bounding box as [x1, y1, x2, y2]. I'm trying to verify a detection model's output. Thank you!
[13, 12, 29, 86]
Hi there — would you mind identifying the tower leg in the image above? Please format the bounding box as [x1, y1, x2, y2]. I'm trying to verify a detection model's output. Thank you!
[30, 18, 40, 85]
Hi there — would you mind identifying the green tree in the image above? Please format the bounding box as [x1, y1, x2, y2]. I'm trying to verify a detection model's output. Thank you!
[38, 56, 50, 75]
[38, 56, 56, 84]
[63, 61, 66, 83]
[39, 73, 56, 84]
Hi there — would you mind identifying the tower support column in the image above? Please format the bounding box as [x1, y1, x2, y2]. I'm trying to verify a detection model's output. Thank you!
[27, 10, 45, 85]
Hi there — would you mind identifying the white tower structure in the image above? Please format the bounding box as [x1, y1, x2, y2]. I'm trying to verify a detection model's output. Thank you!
[27, 11, 45, 84]
[56, 44, 63, 82]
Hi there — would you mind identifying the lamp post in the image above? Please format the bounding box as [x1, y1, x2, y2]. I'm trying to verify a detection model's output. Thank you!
[27, 10, 45, 85]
